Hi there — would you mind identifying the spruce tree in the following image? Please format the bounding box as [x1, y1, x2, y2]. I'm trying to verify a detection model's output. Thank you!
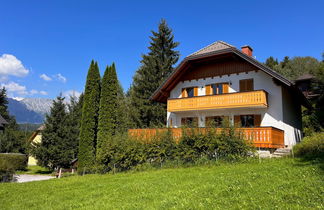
[97, 63, 119, 158]
[129, 19, 179, 128]
[32, 95, 72, 170]
[78, 61, 101, 173]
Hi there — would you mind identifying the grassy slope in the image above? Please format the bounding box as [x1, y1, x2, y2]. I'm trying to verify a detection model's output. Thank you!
[1, 159, 323, 209]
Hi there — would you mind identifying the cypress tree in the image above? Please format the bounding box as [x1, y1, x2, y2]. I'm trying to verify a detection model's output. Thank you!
[78, 61, 101, 173]
[97, 63, 119, 157]
[129, 19, 179, 128]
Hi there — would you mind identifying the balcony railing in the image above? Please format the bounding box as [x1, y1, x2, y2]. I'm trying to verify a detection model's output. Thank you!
[167, 90, 268, 112]
[128, 127, 284, 149]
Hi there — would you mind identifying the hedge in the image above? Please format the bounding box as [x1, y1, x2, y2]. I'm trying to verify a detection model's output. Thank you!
[294, 132, 324, 160]
[0, 153, 27, 182]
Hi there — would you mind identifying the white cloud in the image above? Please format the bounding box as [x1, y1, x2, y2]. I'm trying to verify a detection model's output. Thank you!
[1, 82, 48, 97]
[0, 54, 29, 77]
[62, 90, 81, 101]
[30, 89, 39, 95]
[39, 91, 48, 95]
[55, 73, 67, 83]
[1, 81, 28, 95]
[40, 74, 52, 81]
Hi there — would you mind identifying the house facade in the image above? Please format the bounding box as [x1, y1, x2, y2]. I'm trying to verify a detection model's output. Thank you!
[27, 125, 44, 165]
[132, 41, 310, 148]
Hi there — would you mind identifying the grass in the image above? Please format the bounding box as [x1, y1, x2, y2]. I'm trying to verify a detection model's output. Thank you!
[1, 158, 323, 209]
[15, 165, 52, 175]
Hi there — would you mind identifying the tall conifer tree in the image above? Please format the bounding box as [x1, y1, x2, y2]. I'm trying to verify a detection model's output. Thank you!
[129, 19, 179, 128]
[97, 64, 116, 155]
[78, 61, 101, 173]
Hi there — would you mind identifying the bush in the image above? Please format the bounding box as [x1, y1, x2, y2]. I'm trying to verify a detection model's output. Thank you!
[294, 132, 324, 160]
[0, 153, 27, 182]
[94, 126, 254, 174]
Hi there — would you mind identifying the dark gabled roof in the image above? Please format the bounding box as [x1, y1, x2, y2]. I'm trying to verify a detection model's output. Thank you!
[151, 41, 311, 109]
[0, 114, 8, 127]
[295, 74, 314, 82]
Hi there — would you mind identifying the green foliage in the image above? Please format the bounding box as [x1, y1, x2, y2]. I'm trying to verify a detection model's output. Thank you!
[32, 96, 77, 170]
[1, 159, 323, 209]
[294, 132, 324, 160]
[129, 19, 179, 128]
[0, 88, 27, 154]
[0, 153, 27, 182]
[265, 56, 278, 69]
[79, 61, 101, 173]
[97, 126, 253, 174]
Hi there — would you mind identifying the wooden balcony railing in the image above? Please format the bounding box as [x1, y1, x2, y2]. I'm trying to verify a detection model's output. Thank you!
[167, 90, 268, 112]
[128, 127, 284, 149]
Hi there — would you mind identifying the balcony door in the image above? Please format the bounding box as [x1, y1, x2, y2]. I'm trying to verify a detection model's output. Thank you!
[206, 83, 229, 95]
[234, 114, 261, 127]
[182, 87, 198, 98]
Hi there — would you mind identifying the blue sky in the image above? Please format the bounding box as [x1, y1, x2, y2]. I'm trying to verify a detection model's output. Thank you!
[0, 0, 323, 99]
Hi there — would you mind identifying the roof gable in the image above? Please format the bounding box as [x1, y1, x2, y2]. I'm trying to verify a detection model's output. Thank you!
[189, 41, 234, 56]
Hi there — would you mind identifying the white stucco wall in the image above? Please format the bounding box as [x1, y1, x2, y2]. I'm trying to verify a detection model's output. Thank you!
[167, 70, 302, 146]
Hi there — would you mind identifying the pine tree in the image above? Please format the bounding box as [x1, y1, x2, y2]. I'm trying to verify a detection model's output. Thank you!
[129, 19, 179, 128]
[265, 56, 279, 69]
[78, 61, 101, 173]
[32, 95, 72, 170]
[0, 88, 26, 153]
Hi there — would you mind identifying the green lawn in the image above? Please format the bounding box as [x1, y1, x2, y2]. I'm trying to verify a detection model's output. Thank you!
[1, 158, 323, 209]
[16, 165, 52, 175]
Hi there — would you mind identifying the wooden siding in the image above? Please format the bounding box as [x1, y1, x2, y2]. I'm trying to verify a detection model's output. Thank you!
[181, 59, 258, 82]
[168, 90, 268, 112]
[128, 127, 285, 148]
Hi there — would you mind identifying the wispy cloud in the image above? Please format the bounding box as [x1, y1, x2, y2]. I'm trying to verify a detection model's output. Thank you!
[40, 74, 52, 81]
[0, 54, 29, 79]
[55, 73, 67, 83]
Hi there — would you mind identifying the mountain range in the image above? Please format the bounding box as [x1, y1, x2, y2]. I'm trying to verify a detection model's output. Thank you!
[8, 98, 53, 124]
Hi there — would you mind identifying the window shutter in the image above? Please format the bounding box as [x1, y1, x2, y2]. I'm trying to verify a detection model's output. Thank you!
[194, 87, 198, 96]
[223, 83, 229, 93]
[205, 85, 211, 95]
[254, 114, 261, 127]
[239, 80, 246, 92]
[234, 115, 241, 127]
[181, 88, 187, 98]
[170, 118, 173, 128]
[247, 79, 254, 91]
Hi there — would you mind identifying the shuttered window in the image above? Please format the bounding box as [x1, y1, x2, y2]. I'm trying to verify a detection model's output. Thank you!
[234, 114, 262, 127]
[239, 79, 254, 92]
[182, 87, 198, 98]
[206, 83, 229, 95]
[206, 116, 229, 127]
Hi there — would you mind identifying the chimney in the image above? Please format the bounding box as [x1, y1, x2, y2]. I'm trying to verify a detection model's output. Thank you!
[241, 45, 253, 56]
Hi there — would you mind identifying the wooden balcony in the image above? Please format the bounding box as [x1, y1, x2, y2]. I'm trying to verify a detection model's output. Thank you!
[167, 90, 268, 112]
[128, 127, 284, 149]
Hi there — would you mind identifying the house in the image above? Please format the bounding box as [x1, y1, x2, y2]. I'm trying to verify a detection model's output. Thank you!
[27, 125, 45, 165]
[130, 41, 311, 148]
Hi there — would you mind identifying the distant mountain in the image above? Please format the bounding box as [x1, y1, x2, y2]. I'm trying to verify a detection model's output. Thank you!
[8, 98, 53, 124]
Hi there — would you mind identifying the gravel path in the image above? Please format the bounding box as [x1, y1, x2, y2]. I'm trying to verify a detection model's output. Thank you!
[14, 174, 55, 183]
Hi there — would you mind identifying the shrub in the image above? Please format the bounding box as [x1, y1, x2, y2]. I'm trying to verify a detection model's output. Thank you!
[294, 132, 324, 160]
[0, 153, 27, 182]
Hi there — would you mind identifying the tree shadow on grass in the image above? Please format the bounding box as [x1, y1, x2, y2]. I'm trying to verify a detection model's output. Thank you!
[291, 158, 324, 173]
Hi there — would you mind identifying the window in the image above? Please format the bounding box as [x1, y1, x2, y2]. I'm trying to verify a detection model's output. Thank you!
[181, 117, 198, 127]
[234, 114, 261, 127]
[182, 87, 198, 98]
[240, 115, 254, 127]
[206, 83, 229, 95]
[206, 116, 223, 127]
[239, 79, 254, 92]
